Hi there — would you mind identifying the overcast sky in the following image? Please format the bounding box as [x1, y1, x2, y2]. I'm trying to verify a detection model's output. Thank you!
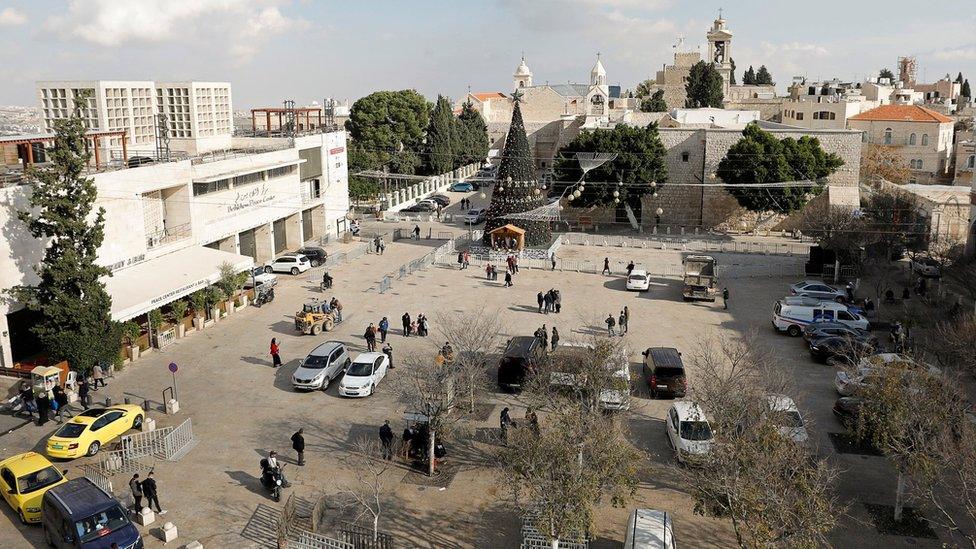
[1, 0, 975, 109]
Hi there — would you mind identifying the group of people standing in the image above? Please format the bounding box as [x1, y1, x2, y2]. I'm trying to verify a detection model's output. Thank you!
[606, 306, 631, 337]
[536, 288, 562, 314]
[534, 325, 559, 351]
[484, 254, 521, 288]
[19, 365, 106, 425]
[371, 235, 386, 255]
[401, 312, 429, 337]
[456, 250, 471, 270]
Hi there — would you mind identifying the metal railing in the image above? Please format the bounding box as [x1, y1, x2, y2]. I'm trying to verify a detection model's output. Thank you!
[146, 222, 192, 250]
[370, 230, 481, 292]
[81, 465, 114, 495]
[162, 418, 197, 461]
[560, 232, 813, 256]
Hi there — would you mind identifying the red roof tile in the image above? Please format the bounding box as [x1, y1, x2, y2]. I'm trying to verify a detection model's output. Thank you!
[849, 104, 953, 123]
[470, 92, 507, 102]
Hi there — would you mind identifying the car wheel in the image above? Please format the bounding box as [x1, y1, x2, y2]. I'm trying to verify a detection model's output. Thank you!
[87, 441, 100, 456]
[311, 324, 321, 335]
[321, 376, 330, 391]
[265, 266, 273, 273]
[291, 267, 299, 275]
[132, 414, 143, 430]
[18, 509, 27, 525]
[311, 259, 320, 268]
[324, 318, 335, 331]
[787, 325, 802, 337]
[369, 384, 375, 396]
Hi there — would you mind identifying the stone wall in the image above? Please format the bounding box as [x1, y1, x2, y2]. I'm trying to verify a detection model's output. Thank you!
[724, 98, 784, 121]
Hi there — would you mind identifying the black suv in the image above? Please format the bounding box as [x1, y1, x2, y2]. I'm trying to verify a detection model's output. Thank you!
[642, 347, 687, 398]
[497, 336, 546, 392]
[297, 246, 328, 267]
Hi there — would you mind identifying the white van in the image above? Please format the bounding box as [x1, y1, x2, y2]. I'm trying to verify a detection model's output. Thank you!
[624, 509, 675, 549]
[773, 296, 869, 337]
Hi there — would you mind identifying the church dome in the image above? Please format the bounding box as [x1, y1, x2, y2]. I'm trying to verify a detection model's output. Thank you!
[590, 57, 606, 78]
[514, 58, 532, 77]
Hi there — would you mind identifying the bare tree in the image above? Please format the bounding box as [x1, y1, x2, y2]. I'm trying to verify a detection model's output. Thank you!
[861, 144, 911, 184]
[335, 438, 392, 542]
[918, 417, 976, 548]
[942, 257, 976, 316]
[500, 406, 639, 549]
[434, 310, 502, 414]
[682, 334, 844, 547]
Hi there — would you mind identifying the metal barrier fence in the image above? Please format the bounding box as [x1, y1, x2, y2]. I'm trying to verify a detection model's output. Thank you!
[560, 232, 812, 256]
[91, 419, 197, 476]
[81, 465, 114, 495]
[162, 418, 197, 461]
[370, 230, 482, 292]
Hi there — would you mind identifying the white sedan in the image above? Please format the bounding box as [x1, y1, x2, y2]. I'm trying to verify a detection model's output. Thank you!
[766, 395, 809, 444]
[626, 270, 650, 292]
[666, 401, 713, 464]
[338, 352, 390, 398]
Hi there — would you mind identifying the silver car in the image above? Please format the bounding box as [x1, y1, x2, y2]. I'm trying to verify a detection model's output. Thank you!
[292, 341, 350, 391]
[789, 280, 847, 302]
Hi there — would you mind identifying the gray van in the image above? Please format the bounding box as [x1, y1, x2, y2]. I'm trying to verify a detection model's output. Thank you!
[624, 508, 675, 549]
[292, 341, 350, 391]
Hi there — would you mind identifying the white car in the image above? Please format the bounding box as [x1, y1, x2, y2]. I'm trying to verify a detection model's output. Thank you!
[548, 343, 631, 411]
[266, 254, 311, 275]
[766, 395, 809, 444]
[910, 256, 941, 278]
[666, 401, 713, 464]
[463, 208, 486, 224]
[626, 270, 650, 292]
[834, 367, 878, 396]
[338, 352, 390, 398]
[244, 266, 277, 288]
[789, 280, 847, 302]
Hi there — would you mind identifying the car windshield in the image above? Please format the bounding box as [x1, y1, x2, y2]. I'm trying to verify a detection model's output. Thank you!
[628, 275, 646, 281]
[303, 355, 328, 369]
[17, 466, 63, 494]
[467, 209, 480, 215]
[54, 423, 87, 438]
[680, 420, 712, 441]
[346, 361, 374, 377]
[75, 504, 130, 543]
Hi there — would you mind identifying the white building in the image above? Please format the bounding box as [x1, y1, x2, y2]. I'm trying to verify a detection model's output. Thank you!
[0, 121, 349, 368]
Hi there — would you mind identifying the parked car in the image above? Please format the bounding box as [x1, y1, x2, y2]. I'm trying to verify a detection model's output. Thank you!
[665, 401, 713, 464]
[834, 366, 880, 396]
[292, 341, 350, 391]
[803, 322, 873, 343]
[624, 508, 675, 549]
[642, 347, 687, 398]
[910, 255, 941, 278]
[449, 181, 475, 192]
[427, 194, 451, 207]
[0, 452, 68, 523]
[773, 297, 869, 336]
[789, 280, 848, 302]
[626, 270, 650, 292]
[296, 246, 328, 267]
[832, 396, 864, 427]
[244, 266, 277, 289]
[42, 477, 142, 549]
[46, 405, 145, 459]
[765, 395, 809, 444]
[402, 202, 435, 213]
[546, 343, 631, 411]
[266, 254, 311, 275]
[497, 336, 547, 392]
[338, 352, 390, 397]
[808, 335, 876, 364]
[463, 208, 486, 224]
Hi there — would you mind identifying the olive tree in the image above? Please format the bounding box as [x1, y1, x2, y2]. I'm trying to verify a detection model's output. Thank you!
[434, 310, 502, 414]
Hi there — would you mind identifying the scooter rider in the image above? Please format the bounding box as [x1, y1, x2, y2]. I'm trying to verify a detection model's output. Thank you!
[266, 451, 289, 487]
[322, 271, 333, 290]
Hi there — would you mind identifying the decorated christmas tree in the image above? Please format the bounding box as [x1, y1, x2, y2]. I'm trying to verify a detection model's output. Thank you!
[482, 93, 551, 246]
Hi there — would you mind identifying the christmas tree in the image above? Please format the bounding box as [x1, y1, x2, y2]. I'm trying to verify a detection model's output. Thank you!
[482, 92, 551, 246]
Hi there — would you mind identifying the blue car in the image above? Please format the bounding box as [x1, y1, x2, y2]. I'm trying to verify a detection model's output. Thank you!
[449, 182, 474, 192]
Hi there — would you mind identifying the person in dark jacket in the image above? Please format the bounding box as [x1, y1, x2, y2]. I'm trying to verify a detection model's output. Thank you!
[18, 383, 35, 419]
[291, 428, 305, 466]
[129, 474, 143, 512]
[402, 312, 411, 337]
[141, 471, 165, 514]
[78, 378, 91, 408]
[382, 342, 394, 369]
[36, 391, 50, 426]
[504, 271, 513, 287]
[537, 291, 545, 313]
[379, 421, 395, 460]
[53, 386, 69, 423]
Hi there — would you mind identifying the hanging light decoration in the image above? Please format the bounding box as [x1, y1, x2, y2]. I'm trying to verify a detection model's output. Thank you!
[650, 181, 657, 188]
[541, 184, 547, 190]
[614, 198, 620, 203]
[612, 190, 619, 198]
[533, 188, 540, 195]
[573, 190, 581, 198]
[480, 192, 486, 199]
[653, 192, 658, 198]
[498, 185, 504, 192]
[568, 194, 574, 201]
[655, 207, 663, 215]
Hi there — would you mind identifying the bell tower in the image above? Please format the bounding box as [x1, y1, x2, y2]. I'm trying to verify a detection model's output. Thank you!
[706, 9, 733, 96]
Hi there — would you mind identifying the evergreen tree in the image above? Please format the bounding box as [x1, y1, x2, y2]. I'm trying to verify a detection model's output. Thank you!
[879, 68, 895, 82]
[639, 90, 667, 113]
[716, 123, 844, 213]
[685, 61, 725, 108]
[346, 90, 430, 175]
[755, 65, 774, 85]
[423, 95, 456, 175]
[955, 72, 963, 84]
[457, 101, 489, 167]
[962, 79, 971, 100]
[634, 79, 655, 99]
[730, 58, 737, 85]
[9, 93, 120, 374]
[481, 94, 550, 246]
[743, 66, 756, 85]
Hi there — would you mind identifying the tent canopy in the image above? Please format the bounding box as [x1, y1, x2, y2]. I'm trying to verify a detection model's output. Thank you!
[488, 224, 526, 250]
[488, 224, 526, 235]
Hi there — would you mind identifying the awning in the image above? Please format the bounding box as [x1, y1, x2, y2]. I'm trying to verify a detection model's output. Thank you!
[104, 247, 254, 321]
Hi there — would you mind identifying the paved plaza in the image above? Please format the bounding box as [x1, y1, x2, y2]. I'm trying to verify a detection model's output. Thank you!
[0, 227, 945, 548]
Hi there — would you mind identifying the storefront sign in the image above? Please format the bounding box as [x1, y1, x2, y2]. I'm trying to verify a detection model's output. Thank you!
[329, 147, 345, 155]
[150, 277, 210, 306]
[228, 184, 274, 213]
[108, 254, 146, 273]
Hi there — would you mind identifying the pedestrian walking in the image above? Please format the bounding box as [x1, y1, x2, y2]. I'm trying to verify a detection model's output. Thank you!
[512, 255, 519, 274]
[490, 264, 498, 280]
[291, 428, 305, 466]
[550, 252, 557, 271]
[364, 323, 377, 352]
[413, 225, 421, 240]
[129, 474, 143, 513]
[500, 407, 514, 443]
[436, 204, 442, 221]
[53, 386, 69, 423]
[382, 342, 394, 368]
[141, 472, 165, 514]
[626, 261, 635, 277]
[270, 338, 282, 368]
[504, 271, 513, 287]
[379, 317, 389, 343]
[539, 324, 548, 348]
[543, 292, 552, 314]
[379, 420, 395, 461]
[402, 312, 411, 337]
[722, 287, 730, 310]
[92, 364, 106, 388]
[485, 263, 493, 280]
[603, 257, 611, 275]
[551, 326, 559, 351]
[537, 291, 544, 313]
[624, 305, 630, 325]
[78, 378, 91, 409]
[18, 382, 35, 419]
[378, 236, 385, 255]
[463, 250, 470, 269]
[554, 290, 561, 313]
[401, 424, 416, 460]
[618, 311, 627, 336]
[606, 314, 616, 336]
[457, 251, 464, 269]
[36, 390, 50, 426]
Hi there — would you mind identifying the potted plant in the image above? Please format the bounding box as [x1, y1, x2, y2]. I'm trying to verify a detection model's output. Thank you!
[121, 321, 141, 361]
[234, 270, 249, 309]
[205, 285, 227, 323]
[190, 290, 207, 330]
[148, 308, 163, 349]
[171, 299, 189, 338]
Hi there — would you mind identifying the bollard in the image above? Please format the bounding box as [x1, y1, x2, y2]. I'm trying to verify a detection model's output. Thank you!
[105, 397, 112, 407]
[124, 397, 130, 405]
[158, 521, 178, 543]
[137, 507, 156, 526]
[166, 399, 180, 415]
[144, 399, 151, 413]
[141, 417, 157, 432]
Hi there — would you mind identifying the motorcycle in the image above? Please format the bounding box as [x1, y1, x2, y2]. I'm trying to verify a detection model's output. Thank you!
[260, 459, 285, 502]
[321, 273, 333, 291]
[253, 286, 275, 307]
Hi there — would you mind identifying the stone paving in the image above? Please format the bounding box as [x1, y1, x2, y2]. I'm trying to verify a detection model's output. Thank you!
[0, 215, 953, 548]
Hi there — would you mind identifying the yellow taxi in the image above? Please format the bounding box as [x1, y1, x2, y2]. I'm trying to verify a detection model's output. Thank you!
[46, 404, 144, 459]
[0, 452, 68, 523]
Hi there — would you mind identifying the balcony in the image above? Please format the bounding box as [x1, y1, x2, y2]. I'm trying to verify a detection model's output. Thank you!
[146, 222, 192, 250]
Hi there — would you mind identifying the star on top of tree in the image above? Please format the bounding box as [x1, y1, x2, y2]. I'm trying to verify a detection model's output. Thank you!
[511, 88, 524, 103]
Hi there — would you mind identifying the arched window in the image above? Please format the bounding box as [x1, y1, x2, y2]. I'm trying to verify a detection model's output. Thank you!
[829, 112, 836, 120]
[861, 132, 868, 143]
[909, 159, 916, 169]
[916, 159, 923, 170]
[921, 134, 929, 146]
[883, 128, 893, 145]
[909, 133, 917, 145]
[968, 155, 975, 169]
